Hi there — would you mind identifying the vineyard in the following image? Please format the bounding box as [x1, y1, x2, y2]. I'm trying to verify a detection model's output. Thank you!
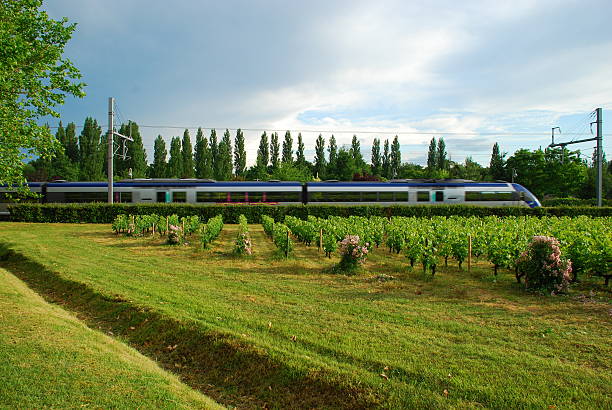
[110, 212, 611, 284]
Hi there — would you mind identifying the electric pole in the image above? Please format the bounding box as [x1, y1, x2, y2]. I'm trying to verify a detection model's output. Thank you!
[106, 97, 133, 204]
[549, 108, 604, 207]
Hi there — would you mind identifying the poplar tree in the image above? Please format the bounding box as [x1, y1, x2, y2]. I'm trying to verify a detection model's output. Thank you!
[436, 137, 447, 171]
[489, 142, 506, 180]
[167, 137, 183, 178]
[194, 128, 213, 178]
[382, 139, 390, 178]
[350, 135, 365, 169]
[282, 130, 293, 164]
[64, 122, 79, 164]
[371, 138, 381, 176]
[126, 121, 147, 178]
[209, 129, 218, 177]
[256, 132, 269, 171]
[327, 135, 338, 179]
[270, 132, 280, 171]
[234, 128, 246, 177]
[151, 135, 168, 178]
[314, 134, 326, 179]
[49, 122, 77, 180]
[79, 117, 103, 181]
[427, 137, 437, 170]
[295, 133, 307, 168]
[182, 129, 194, 178]
[390, 135, 401, 178]
[216, 129, 233, 180]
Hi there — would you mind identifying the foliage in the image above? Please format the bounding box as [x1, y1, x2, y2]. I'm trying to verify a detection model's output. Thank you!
[167, 137, 182, 178]
[0, 0, 85, 192]
[181, 129, 194, 178]
[270, 132, 280, 171]
[517, 236, 572, 294]
[336, 235, 369, 274]
[234, 214, 252, 255]
[150, 135, 167, 178]
[199, 215, 223, 248]
[233, 129, 246, 177]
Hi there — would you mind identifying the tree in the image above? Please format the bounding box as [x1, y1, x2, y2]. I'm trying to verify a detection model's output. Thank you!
[256, 132, 269, 171]
[209, 129, 218, 178]
[270, 132, 280, 171]
[335, 148, 357, 181]
[450, 156, 484, 181]
[282, 130, 293, 164]
[234, 128, 246, 177]
[371, 138, 381, 176]
[295, 133, 307, 168]
[64, 122, 79, 164]
[1, 0, 85, 191]
[126, 121, 147, 178]
[350, 135, 365, 169]
[436, 137, 447, 171]
[489, 142, 506, 180]
[216, 129, 233, 180]
[194, 128, 213, 179]
[182, 129, 194, 178]
[427, 137, 437, 171]
[314, 134, 326, 179]
[390, 135, 401, 178]
[151, 135, 168, 178]
[270, 162, 313, 182]
[382, 139, 390, 179]
[79, 118, 103, 181]
[327, 135, 338, 179]
[167, 137, 182, 178]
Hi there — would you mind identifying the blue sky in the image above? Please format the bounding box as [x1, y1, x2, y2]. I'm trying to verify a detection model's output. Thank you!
[44, 0, 612, 166]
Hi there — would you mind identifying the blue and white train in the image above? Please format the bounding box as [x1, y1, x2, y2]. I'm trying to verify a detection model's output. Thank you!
[0, 179, 541, 215]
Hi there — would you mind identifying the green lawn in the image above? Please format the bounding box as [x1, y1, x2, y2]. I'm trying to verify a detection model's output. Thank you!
[0, 266, 221, 409]
[0, 222, 610, 409]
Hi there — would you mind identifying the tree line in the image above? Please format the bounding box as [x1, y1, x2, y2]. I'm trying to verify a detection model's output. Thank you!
[27, 119, 611, 200]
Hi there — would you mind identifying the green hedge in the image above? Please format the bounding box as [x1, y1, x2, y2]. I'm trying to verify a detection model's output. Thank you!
[7, 203, 611, 223]
[541, 197, 612, 207]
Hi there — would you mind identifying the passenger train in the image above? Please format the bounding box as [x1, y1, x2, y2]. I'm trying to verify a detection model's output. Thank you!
[0, 179, 541, 216]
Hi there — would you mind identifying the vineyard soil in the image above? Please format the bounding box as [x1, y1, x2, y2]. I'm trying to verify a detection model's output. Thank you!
[0, 222, 610, 409]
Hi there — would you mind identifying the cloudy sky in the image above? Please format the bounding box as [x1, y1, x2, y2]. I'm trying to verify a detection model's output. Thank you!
[44, 0, 612, 166]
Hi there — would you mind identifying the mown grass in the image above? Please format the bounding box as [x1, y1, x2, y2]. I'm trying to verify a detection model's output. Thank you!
[0, 266, 221, 409]
[0, 222, 610, 409]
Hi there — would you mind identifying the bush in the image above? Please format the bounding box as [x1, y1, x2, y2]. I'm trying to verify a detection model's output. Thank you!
[516, 236, 572, 294]
[335, 235, 369, 274]
[200, 215, 223, 249]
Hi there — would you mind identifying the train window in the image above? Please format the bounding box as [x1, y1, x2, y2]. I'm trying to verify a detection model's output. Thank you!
[172, 192, 187, 203]
[64, 192, 106, 203]
[229, 192, 246, 202]
[265, 191, 301, 202]
[362, 192, 378, 202]
[417, 191, 429, 202]
[435, 191, 444, 202]
[119, 192, 132, 203]
[309, 191, 356, 202]
[196, 192, 226, 202]
[248, 192, 263, 202]
[378, 192, 394, 201]
[157, 192, 168, 203]
[465, 191, 514, 201]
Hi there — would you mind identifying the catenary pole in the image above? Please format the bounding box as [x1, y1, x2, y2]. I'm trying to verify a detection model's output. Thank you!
[596, 108, 603, 207]
[107, 97, 114, 203]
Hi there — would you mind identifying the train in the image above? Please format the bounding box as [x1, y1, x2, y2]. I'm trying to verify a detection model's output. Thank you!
[0, 179, 541, 216]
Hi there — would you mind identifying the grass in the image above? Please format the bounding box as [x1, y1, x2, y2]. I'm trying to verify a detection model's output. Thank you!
[0, 266, 221, 409]
[0, 222, 610, 409]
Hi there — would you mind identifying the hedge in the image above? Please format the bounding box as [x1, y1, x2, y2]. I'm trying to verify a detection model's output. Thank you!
[541, 197, 612, 207]
[7, 203, 611, 223]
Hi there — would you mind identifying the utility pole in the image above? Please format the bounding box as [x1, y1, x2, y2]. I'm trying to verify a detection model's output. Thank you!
[106, 97, 133, 204]
[549, 108, 603, 207]
[596, 107, 603, 207]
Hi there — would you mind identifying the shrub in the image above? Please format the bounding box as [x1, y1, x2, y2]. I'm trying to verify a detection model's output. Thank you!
[167, 224, 183, 245]
[335, 235, 369, 274]
[200, 215, 223, 249]
[234, 215, 252, 255]
[516, 236, 572, 294]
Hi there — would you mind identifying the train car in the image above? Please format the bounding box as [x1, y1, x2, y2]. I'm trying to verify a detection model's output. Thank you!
[0, 178, 541, 216]
[306, 179, 541, 208]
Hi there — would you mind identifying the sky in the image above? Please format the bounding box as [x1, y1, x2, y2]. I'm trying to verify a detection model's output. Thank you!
[43, 0, 612, 167]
